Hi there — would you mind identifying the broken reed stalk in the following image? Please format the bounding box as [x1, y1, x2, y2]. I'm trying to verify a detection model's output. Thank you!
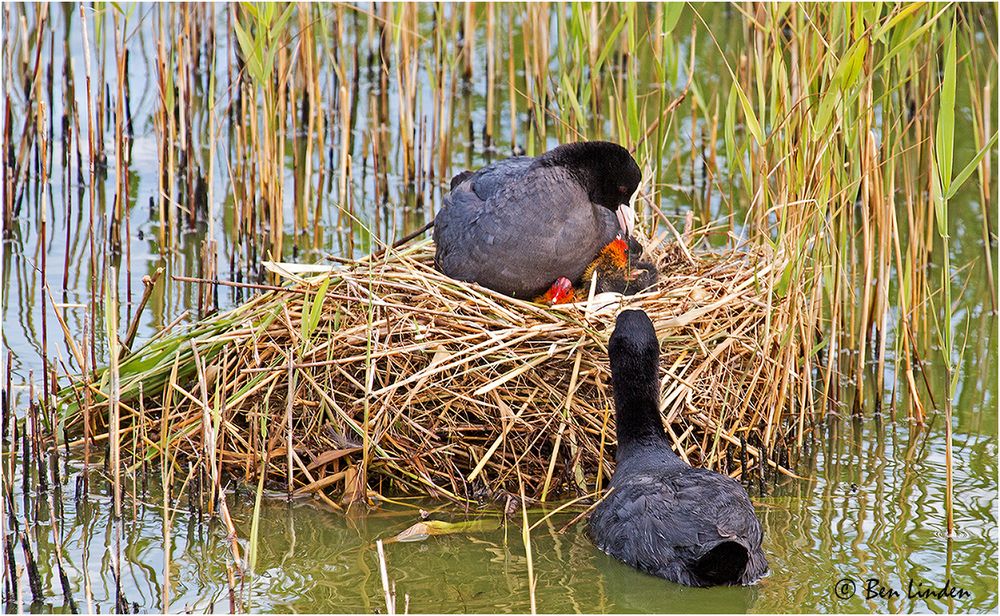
[56, 236, 802, 507]
[519, 469, 537, 615]
[376, 539, 396, 616]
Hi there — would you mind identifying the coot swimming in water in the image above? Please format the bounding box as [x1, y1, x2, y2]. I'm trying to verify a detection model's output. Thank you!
[589, 309, 768, 587]
[433, 141, 642, 299]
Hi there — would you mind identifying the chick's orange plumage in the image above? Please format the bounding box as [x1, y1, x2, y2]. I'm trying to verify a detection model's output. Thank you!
[582, 236, 630, 282]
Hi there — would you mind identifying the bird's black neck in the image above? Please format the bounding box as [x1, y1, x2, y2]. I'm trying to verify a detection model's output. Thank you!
[612, 371, 672, 458]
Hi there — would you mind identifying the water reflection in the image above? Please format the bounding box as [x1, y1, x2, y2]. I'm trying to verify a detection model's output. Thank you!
[5, 413, 995, 613]
[1, 3, 996, 614]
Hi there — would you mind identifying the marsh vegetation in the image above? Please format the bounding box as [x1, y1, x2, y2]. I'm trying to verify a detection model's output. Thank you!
[1, 2, 996, 613]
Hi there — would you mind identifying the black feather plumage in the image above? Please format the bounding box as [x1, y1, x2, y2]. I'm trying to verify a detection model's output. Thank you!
[433, 141, 641, 299]
[588, 310, 769, 587]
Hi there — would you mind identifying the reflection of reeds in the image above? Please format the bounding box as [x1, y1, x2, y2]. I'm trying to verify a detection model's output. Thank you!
[1, 9, 996, 599]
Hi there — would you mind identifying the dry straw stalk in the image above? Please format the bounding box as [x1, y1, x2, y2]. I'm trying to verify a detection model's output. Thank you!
[59, 236, 799, 506]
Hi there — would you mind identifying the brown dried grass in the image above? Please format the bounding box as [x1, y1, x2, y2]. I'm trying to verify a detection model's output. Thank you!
[61, 235, 801, 507]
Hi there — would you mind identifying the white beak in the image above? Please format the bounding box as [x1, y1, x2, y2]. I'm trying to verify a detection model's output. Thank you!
[616, 202, 636, 236]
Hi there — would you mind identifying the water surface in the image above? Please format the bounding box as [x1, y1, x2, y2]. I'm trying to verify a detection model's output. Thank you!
[2, 4, 997, 613]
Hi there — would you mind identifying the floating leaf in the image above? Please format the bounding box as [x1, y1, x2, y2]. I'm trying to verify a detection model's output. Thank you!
[389, 519, 500, 543]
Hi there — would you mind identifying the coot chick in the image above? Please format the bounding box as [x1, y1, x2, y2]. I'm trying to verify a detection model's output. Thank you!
[534, 236, 658, 305]
[589, 310, 768, 587]
[582, 236, 659, 296]
[534, 276, 576, 306]
[593, 261, 658, 295]
[433, 141, 642, 299]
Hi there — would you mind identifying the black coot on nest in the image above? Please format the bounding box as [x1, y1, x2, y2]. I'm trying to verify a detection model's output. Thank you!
[433, 141, 643, 299]
[589, 309, 769, 587]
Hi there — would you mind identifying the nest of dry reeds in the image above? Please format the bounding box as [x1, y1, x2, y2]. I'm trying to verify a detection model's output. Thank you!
[61, 237, 799, 507]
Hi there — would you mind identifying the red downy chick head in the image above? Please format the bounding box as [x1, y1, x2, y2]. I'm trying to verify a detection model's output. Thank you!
[539, 276, 575, 305]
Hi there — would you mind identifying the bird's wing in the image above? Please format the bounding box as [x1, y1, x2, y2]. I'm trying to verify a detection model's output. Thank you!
[436, 162, 619, 297]
[594, 468, 763, 563]
[463, 165, 618, 296]
[433, 183, 482, 274]
[468, 157, 535, 200]
[666, 468, 764, 545]
[589, 476, 668, 568]
[436, 157, 535, 278]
